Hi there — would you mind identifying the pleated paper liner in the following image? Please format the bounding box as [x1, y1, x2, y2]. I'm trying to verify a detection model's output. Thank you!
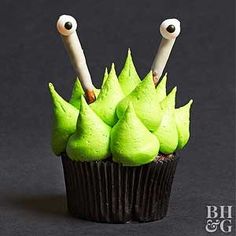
[61, 153, 179, 223]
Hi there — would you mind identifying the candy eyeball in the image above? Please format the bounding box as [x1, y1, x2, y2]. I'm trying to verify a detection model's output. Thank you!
[160, 18, 181, 40]
[57, 15, 77, 36]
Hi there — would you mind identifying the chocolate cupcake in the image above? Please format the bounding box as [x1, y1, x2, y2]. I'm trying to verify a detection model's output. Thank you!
[48, 16, 193, 223]
[61, 153, 178, 223]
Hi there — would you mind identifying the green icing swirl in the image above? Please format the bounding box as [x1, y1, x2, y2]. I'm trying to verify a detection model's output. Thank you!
[90, 64, 124, 126]
[118, 49, 141, 95]
[111, 103, 159, 166]
[66, 96, 111, 161]
[48, 83, 79, 155]
[175, 99, 193, 150]
[116, 71, 162, 131]
[156, 73, 167, 102]
[153, 87, 178, 154]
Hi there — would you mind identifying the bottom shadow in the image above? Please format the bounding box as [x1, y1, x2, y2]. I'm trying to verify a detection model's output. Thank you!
[8, 193, 68, 217]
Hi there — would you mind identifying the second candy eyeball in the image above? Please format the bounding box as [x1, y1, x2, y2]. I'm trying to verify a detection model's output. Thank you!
[160, 18, 181, 40]
[57, 15, 77, 36]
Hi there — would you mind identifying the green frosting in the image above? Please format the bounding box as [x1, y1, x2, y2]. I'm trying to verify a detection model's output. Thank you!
[161, 86, 176, 109]
[116, 71, 162, 131]
[118, 49, 141, 95]
[153, 87, 178, 154]
[111, 103, 160, 166]
[156, 73, 167, 102]
[94, 88, 100, 97]
[69, 78, 100, 110]
[175, 99, 193, 150]
[50, 49, 193, 165]
[69, 78, 84, 109]
[48, 83, 79, 155]
[101, 67, 109, 88]
[90, 64, 124, 126]
[66, 96, 111, 161]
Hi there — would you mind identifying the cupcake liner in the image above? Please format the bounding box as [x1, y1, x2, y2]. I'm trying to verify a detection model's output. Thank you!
[134, 159, 178, 222]
[61, 154, 179, 223]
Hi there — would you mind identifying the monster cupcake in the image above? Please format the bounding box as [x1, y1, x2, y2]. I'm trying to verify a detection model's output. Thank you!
[48, 15, 193, 223]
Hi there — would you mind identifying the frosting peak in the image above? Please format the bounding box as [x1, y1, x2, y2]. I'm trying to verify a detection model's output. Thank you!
[66, 96, 111, 161]
[48, 83, 79, 155]
[175, 99, 193, 150]
[90, 63, 124, 126]
[161, 86, 177, 109]
[153, 87, 178, 154]
[111, 103, 160, 166]
[101, 67, 109, 88]
[69, 78, 84, 109]
[118, 49, 141, 95]
[116, 71, 162, 131]
[156, 73, 167, 102]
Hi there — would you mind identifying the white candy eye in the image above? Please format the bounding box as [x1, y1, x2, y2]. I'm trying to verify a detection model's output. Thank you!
[57, 15, 77, 36]
[160, 18, 181, 40]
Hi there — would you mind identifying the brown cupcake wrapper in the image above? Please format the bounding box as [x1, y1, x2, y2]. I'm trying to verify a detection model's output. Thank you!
[61, 154, 179, 223]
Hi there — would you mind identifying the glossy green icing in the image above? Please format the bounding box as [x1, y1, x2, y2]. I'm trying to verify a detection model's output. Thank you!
[175, 99, 193, 150]
[111, 103, 159, 166]
[66, 96, 111, 161]
[118, 49, 141, 95]
[153, 87, 178, 154]
[48, 83, 79, 155]
[156, 73, 167, 102]
[90, 64, 124, 126]
[116, 71, 162, 131]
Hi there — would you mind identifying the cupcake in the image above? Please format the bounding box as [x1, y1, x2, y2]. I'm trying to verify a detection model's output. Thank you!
[48, 15, 193, 223]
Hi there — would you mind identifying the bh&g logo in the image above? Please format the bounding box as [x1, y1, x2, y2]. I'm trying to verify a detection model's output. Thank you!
[205, 206, 233, 233]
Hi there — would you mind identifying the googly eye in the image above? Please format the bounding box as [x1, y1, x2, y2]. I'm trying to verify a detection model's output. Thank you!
[57, 15, 77, 36]
[160, 18, 181, 40]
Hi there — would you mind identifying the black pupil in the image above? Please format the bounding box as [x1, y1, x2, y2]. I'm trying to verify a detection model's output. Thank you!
[64, 22, 72, 30]
[166, 25, 175, 33]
